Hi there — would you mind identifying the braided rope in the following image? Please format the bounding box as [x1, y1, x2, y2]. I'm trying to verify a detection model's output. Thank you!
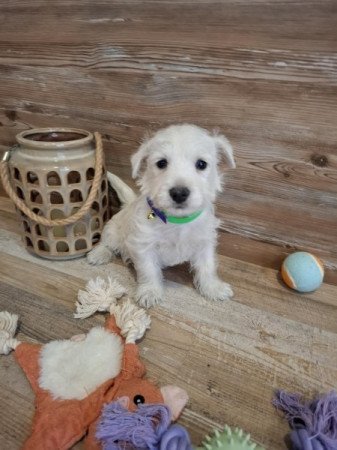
[0, 132, 104, 227]
[0, 336, 20, 354]
[114, 300, 151, 344]
[0, 311, 19, 355]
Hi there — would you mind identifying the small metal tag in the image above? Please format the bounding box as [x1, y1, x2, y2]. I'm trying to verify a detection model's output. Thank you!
[147, 211, 156, 220]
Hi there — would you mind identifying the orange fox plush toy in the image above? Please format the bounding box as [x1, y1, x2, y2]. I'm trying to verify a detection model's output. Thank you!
[0, 278, 188, 450]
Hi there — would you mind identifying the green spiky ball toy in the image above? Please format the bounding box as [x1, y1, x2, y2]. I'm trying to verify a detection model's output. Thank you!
[197, 425, 265, 450]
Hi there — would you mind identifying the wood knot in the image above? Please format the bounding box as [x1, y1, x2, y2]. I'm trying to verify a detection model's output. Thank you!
[311, 154, 328, 167]
[5, 110, 17, 121]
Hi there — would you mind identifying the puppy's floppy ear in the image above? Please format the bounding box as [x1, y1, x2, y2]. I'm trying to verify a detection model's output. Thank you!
[131, 136, 152, 179]
[213, 132, 236, 169]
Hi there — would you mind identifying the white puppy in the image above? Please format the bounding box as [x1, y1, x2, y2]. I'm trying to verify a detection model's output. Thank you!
[87, 124, 235, 308]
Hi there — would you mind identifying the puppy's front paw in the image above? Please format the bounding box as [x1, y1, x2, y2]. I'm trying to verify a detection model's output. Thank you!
[199, 279, 234, 302]
[136, 284, 164, 309]
[87, 245, 112, 265]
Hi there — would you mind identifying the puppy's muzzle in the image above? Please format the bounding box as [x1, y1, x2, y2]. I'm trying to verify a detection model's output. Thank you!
[169, 186, 190, 204]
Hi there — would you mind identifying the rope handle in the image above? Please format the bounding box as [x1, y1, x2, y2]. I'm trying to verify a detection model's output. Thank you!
[0, 132, 104, 227]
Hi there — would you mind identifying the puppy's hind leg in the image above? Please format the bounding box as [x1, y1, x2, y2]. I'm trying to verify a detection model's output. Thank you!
[87, 219, 120, 265]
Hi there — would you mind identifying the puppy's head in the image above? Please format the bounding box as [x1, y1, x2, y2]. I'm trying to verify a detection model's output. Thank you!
[131, 124, 235, 216]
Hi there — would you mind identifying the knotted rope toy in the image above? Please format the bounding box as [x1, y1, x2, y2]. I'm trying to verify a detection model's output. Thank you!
[96, 405, 264, 450]
[96, 401, 173, 449]
[273, 390, 337, 450]
[0, 277, 188, 450]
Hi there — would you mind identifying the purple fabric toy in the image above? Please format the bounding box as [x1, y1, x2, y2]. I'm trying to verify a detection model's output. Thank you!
[159, 424, 193, 450]
[273, 390, 337, 450]
[96, 401, 193, 450]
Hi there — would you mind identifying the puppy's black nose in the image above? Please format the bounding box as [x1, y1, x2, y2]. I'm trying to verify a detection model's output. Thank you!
[169, 186, 190, 204]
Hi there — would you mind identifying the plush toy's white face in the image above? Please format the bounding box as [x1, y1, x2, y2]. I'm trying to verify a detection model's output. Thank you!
[131, 124, 235, 216]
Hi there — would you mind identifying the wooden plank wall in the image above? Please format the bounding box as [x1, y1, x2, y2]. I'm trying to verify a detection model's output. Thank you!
[1, 1, 337, 274]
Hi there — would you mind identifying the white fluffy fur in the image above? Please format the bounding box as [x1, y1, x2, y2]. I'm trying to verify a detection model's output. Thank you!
[87, 124, 235, 308]
[39, 327, 123, 400]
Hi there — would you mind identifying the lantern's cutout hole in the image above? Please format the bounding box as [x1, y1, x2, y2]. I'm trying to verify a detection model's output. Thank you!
[14, 167, 22, 181]
[53, 226, 66, 238]
[27, 171, 39, 185]
[23, 221, 31, 233]
[25, 237, 33, 247]
[86, 168, 95, 180]
[38, 240, 50, 252]
[16, 187, 24, 200]
[75, 239, 87, 251]
[32, 208, 43, 216]
[70, 189, 83, 203]
[47, 171, 61, 186]
[102, 195, 108, 208]
[30, 190, 42, 203]
[50, 209, 65, 220]
[74, 222, 86, 236]
[68, 171, 81, 184]
[56, 241, 69, 252]
[92, 233, 101, 245]
[50, 191, 64, 204]
[91, 202, 99, 213]
[91, 218, 100, 231]
[101, 180, 106, 192]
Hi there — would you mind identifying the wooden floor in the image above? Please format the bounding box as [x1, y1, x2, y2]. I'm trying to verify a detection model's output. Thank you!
[1, 1, 337, 449]
[1, 199, 337, 450]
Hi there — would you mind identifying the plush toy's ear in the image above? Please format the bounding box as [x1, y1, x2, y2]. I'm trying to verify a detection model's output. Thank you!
[131, 137, 152, 179]
[116, 395, 130, 409]
[160, 385, 189, 421]
[213, 133, 236, 169]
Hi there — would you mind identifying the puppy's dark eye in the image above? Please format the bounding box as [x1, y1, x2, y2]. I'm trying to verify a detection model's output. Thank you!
[196, 159, 207, 170]
[156, 159, 168, 169]
[133, 394, 145, 405]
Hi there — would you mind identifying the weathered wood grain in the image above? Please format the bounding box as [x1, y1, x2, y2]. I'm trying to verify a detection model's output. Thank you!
[1, 1, 337, 448]
[1, 63, 337, 267]
[0, 243, 337, 449]
[2, 186, 337, 287]
[0, 246, 336, 449]
[0, 1, 337, 52]
[1, 227, 337, 336]
[1, 42, 337, 85]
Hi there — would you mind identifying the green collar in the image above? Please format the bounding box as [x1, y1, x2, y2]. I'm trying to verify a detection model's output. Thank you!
[146, 197, 203, 224]
[165, 210, 203, 224]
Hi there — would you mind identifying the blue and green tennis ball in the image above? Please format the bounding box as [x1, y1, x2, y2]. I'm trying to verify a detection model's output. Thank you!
[281, 252, 324, 293]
